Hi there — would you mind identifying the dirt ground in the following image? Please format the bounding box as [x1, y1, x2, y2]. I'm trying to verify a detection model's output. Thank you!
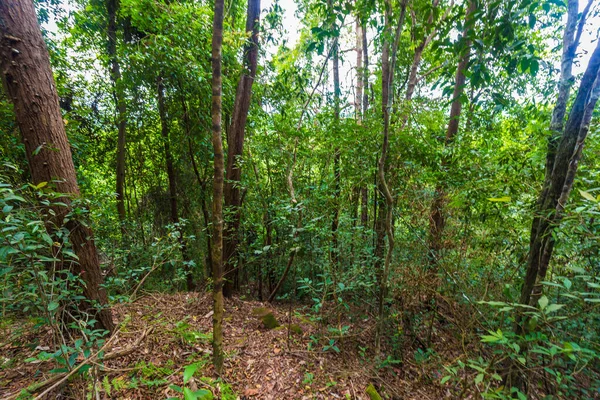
[1, 293, 457, 399]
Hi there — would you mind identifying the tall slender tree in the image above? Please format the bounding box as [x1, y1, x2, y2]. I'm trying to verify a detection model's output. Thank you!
[375, 0, 407, 352]
[0, 0, 114, 333]
[209, 0, 226, 374]
[428, 0, 475, 270]
[222, 0, 261, 297]
[107, 0, 127, 231]
[157, 77, 193, 290]
[330, 0, 341, 268]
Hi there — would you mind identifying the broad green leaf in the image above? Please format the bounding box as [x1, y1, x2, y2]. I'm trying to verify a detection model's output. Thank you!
[538, 295, 548, 310]
[579, 189, 597, 202]
[183, 363, 200, 384]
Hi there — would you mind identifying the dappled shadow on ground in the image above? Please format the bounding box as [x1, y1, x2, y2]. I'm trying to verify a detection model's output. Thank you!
[1, 293, 454, 399]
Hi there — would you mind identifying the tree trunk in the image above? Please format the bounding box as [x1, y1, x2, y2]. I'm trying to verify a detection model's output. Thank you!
[362, 17, 369, 116]
[157, 77, 193, 291]
[355, 17, 363, 122]
[181, 95, 213, 280]
[361, 187, 368, 227]
[331, 11, 341, 268]
[427, 0, 475, 270]
[210, 0, 225, 374]
[0, 0, 114, 333]
[356, 16, 368, 231]
[223, 0, 261, 297]
[520, 39, 600, 318]
[106, 0, 127, 231]
[375, 0, 407, 353]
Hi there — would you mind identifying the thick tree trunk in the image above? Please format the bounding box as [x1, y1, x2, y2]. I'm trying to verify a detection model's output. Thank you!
[107, 0, 127, 230]
[223, 0, 260, 297]
[210, 0, 225, 374]
[427, 0, 475, 270]
[0, 0, 114, 333]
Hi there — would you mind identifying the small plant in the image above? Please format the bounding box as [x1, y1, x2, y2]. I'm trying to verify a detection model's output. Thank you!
[303, 372, 314, 385]
[322, 339, 340, 353]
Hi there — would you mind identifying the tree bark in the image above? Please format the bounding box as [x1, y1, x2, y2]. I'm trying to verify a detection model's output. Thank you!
[0, 0, 114, 333]
[210, 0, 225, 374]
[223, 0, 260, 297]
[106, 0, 127, 231]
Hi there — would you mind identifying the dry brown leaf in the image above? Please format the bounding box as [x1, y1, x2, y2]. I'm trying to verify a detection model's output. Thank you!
[243, 388, 259, 396]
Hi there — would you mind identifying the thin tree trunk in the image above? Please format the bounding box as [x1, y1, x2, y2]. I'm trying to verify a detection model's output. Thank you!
[209, 0, 225, 374]
[268, 140, 301, 303]
[181, 95, 213, 279]
[403, 0, 447, 104]
[0, 0, 114, 333]
[331, 12, 341, 268]
[375, 0, 407, 353]
[362, 17, 369, 116]
[107, 0, 127, 231]
[356, 16, 368, 232]
[427, 0, 475, 270]
[355, 17, 363, 122]
[223, 0, 261, 297]
[157, 77, 193, 291]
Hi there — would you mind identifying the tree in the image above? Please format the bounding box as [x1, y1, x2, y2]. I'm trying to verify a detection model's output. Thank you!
[157, 76, 192, 290]
[375, 0, 407, 352]
[209, 0, 225, 374]
[222, 0, 261, 297]
[519, 0, 599, 323]
[0, 0, 114, 333]
[106, 0, 128, 232]
[428, 0, 476, 270]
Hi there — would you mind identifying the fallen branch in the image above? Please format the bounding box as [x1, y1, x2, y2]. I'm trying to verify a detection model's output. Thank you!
[5, 327, 153, 400]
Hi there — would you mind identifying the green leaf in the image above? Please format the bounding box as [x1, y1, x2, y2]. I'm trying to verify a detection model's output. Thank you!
[538, 295, 548, 310]
[579, 189, 597, 202]
[487, 196, 511, 202]
[475, 373, 484, 384]
[183, 387, 213, 400]
[183, 363, 200, 384]
[48, 301, 60, 311]
[169, 384, 183, 393]
[544, 304, 564, 314]
[441, 375, 451, 384]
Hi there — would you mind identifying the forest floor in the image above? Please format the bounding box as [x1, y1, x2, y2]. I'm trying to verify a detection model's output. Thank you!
[1, 293, 463, 399]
